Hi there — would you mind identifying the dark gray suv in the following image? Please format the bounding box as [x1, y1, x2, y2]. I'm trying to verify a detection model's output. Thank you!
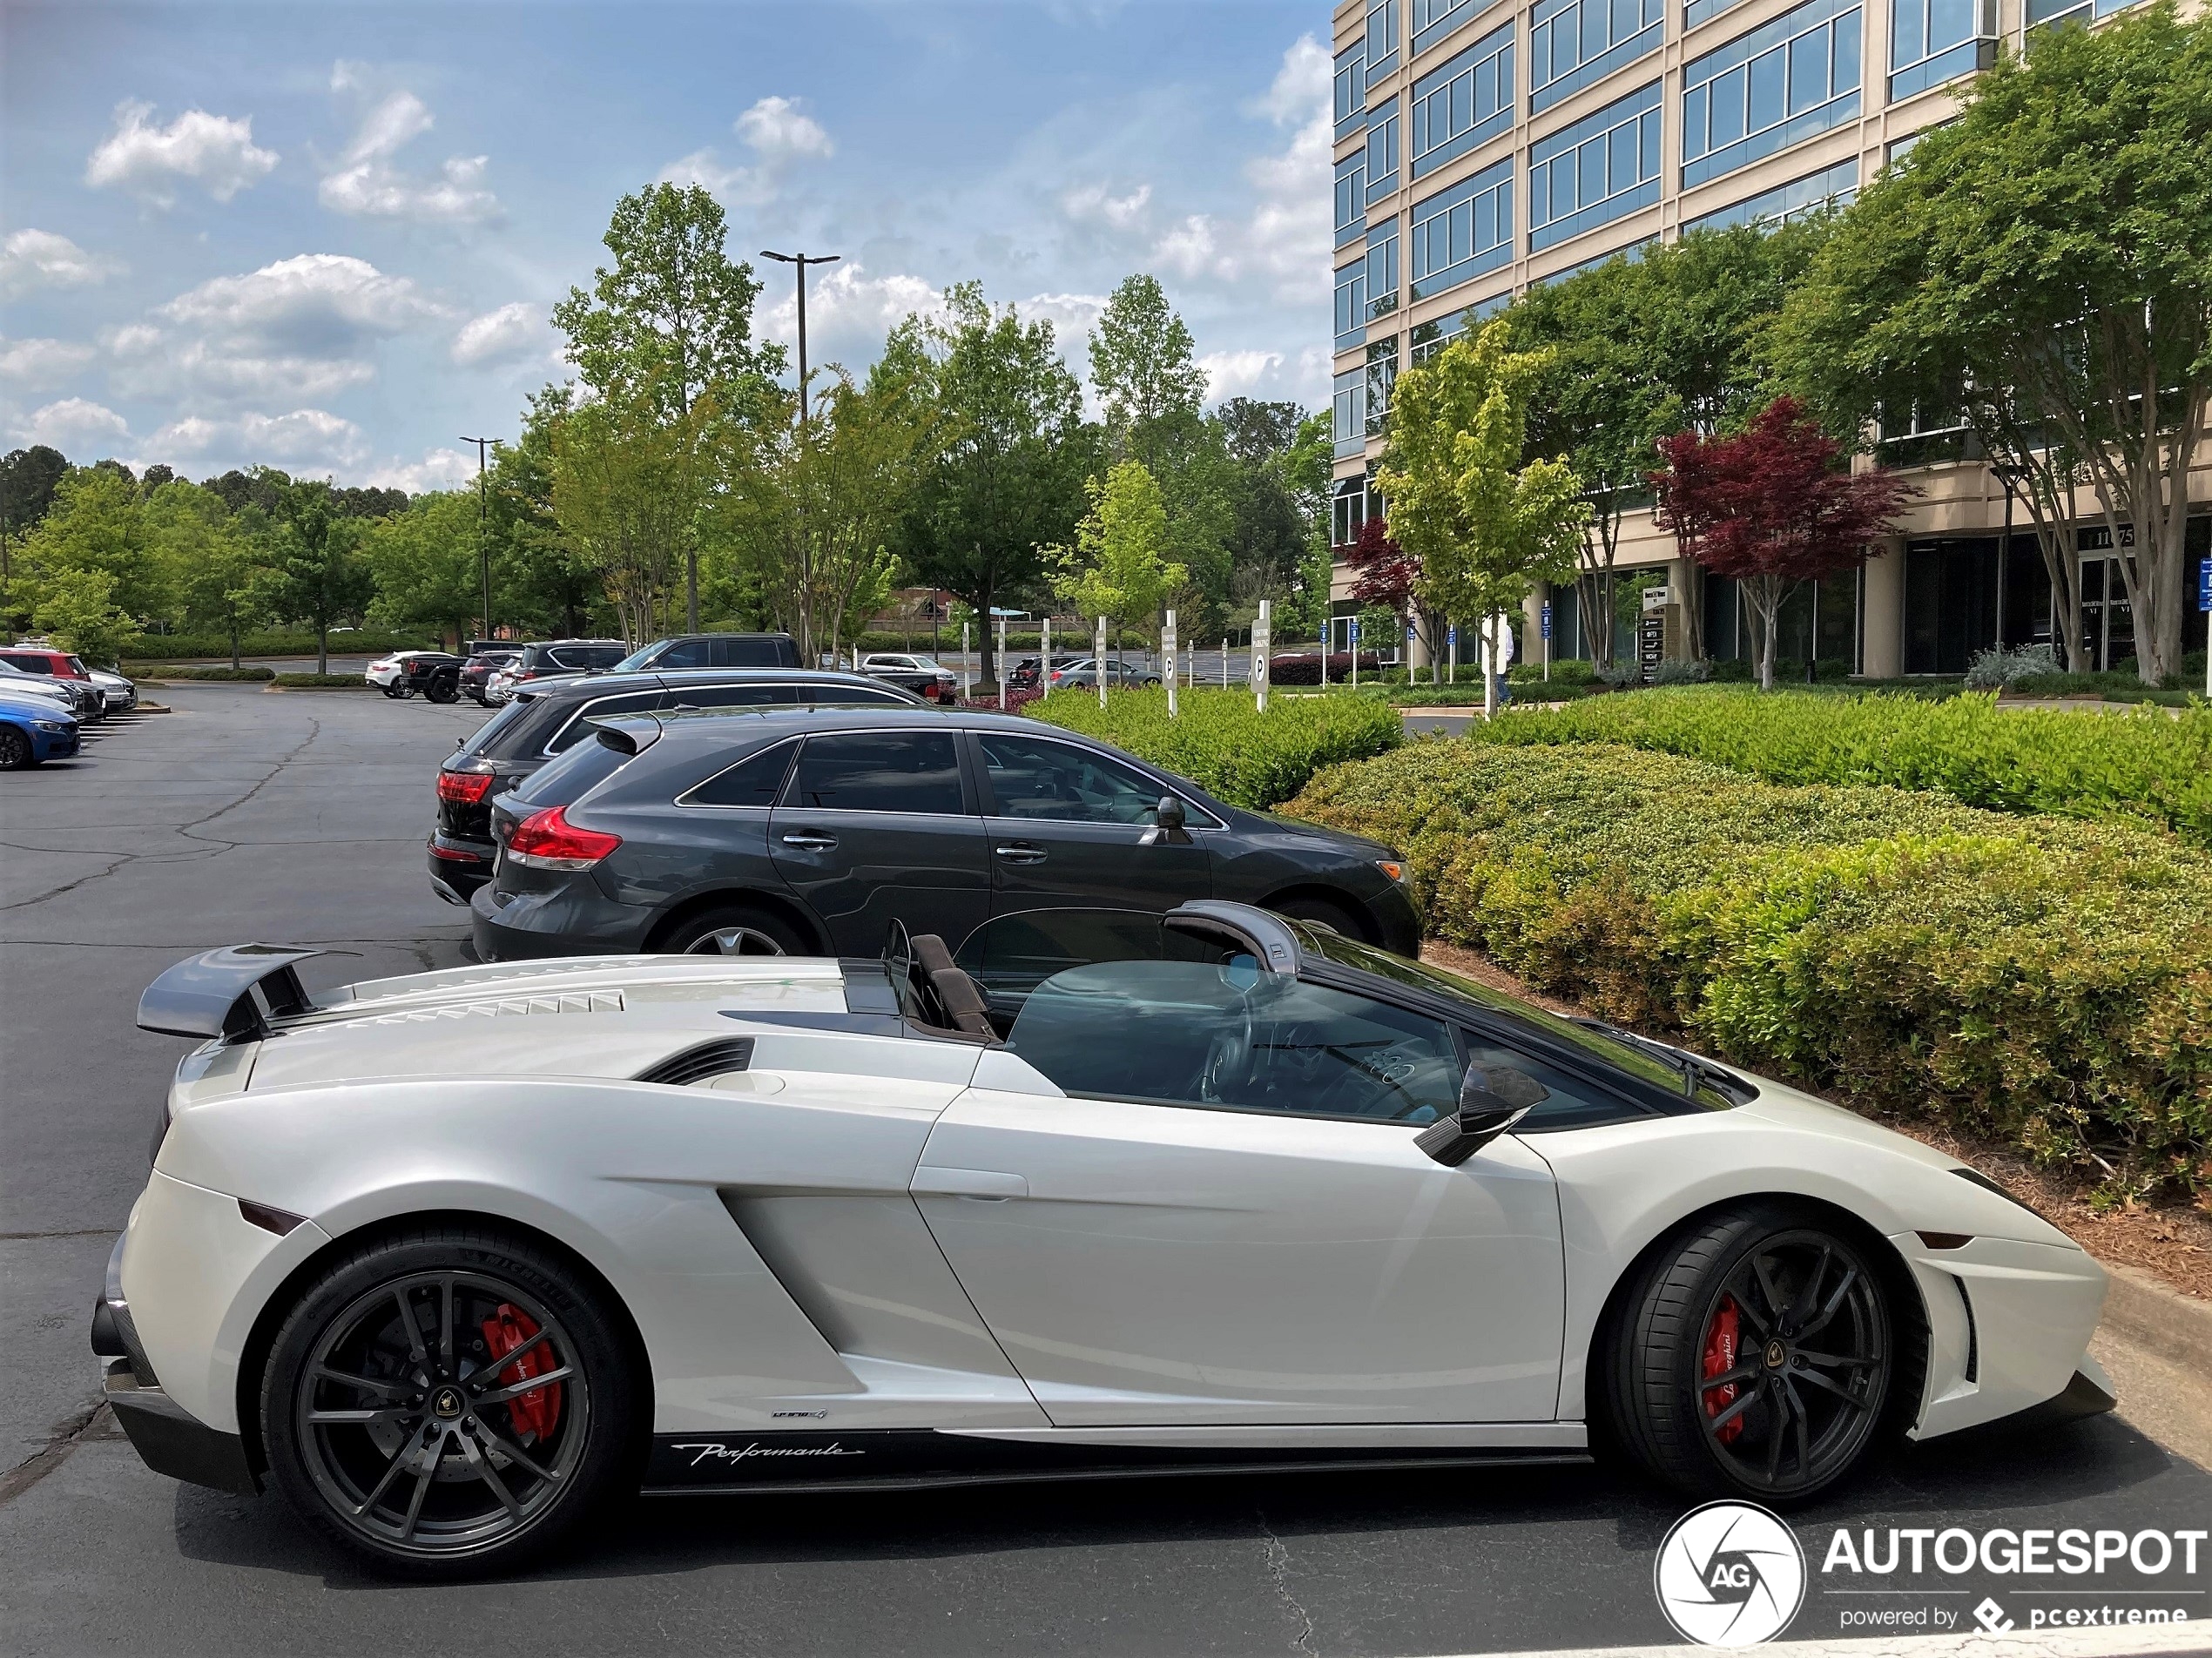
[470, 707, 1420, 960]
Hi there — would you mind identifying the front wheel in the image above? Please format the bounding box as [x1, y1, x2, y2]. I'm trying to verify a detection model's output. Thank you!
[0, 727, 35, 769]
[261, 1226, 640, 1577]
[1604, 1204, 1900, 1505]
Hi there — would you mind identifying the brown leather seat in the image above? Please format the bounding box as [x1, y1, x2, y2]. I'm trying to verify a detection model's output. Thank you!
[908, 933, 998, 1040]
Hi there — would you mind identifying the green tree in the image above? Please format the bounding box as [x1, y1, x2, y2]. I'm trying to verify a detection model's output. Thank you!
[265, 477, 374, 673]
[1769, 3, 2212, 684]
[1214, 398, 1314, 623]
[493, 388, 607, 638]
[32, 567, 139, 664]
[894, 283, 1089, 684]
[551, 393, 693, 644]
[145, 480, 265, 666]
[12, 466, 170, 626]
[0, 443, 69, 585]
[1049, 460, 1188, 669]
[1375, 323, 1588, 716]
[552, 182, 785, 629]
[364, 491, 489, 647]
[1283, 409, 1336, 636]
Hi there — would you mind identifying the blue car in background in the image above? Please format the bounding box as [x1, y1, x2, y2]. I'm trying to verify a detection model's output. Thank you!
[0, 691, 81, 768]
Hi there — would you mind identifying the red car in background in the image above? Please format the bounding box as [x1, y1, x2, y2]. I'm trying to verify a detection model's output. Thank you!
[0, 644, 92, 682]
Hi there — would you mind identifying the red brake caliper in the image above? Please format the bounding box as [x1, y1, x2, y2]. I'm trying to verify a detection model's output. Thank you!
[1702, 1295, 1743, 1444]
[481, 1304, 563, 1442]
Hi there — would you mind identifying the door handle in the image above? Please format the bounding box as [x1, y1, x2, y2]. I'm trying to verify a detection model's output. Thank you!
[993, 843, 1047, 864]
[912, 1165, 1028, 1199]
[780, 832, 837, 851]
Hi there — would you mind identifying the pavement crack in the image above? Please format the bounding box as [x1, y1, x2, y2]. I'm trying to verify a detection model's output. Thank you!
[0, 1401, 118, 1507]
[1257, 1510, 1319, 1658]
[0, 1227, 121, 1240]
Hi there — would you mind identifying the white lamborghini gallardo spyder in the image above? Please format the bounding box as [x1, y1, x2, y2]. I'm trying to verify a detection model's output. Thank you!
[98, 901, 2114, 1576]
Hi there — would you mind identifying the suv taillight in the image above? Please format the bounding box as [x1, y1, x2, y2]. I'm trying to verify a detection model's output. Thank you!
[506, 805, 623, 869]
[437, 771, 496, 804]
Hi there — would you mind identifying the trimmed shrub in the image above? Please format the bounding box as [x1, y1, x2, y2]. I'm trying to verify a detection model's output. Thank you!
[1463, 685, 2212, 847]
[1268, 650, 1384, 685]
[1284, 741, 2212, 1199]
[1965, 643, 2061, 691]
[1029, 686, 1403, 809]
[118, 630, 434, 661]
[145, 665, 276, 682]
[271, 672, 374, 688]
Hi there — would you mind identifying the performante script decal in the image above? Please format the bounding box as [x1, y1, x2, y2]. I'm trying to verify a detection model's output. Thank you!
[670, 1440, 866, 1468]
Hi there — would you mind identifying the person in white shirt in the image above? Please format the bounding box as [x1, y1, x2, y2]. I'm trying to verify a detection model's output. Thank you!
[1480, 613, 1516, 709]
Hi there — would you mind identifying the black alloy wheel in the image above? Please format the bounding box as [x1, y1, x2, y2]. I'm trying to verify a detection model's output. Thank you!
[382, 685, 408, 699]
[262, 1227, 637, 1575]
[1608, 1205, 1897, 1504]
[426, 674, 461, 704]
[0, 727, 33, 769]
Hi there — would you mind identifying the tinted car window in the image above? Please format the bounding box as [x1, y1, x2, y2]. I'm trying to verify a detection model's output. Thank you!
[667, 683, 800, 709]
[456, 698, 533, 758]
[1008, 962, 1463, 1122]
[713, 637, 793, 666]
[514, 735, 632, 807]
[1460, 1037, 1648, 1132]
[548, 644, 626, 671]
[801, 683, 912, 705]
[546, 691, 664, 753]
[655, 640, 711, 669]
[976, 731, 1162, 824]
[690, 738, 800, 807]
[787, 731, 963, 814]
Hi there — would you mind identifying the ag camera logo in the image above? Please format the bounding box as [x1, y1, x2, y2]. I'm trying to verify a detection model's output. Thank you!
[1655, 1501, 1807, 1646]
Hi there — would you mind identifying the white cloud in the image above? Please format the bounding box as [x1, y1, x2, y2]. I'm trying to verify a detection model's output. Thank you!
[14, 397, 132, 453]
[761, 261, 941, 355]
[109, 253, 448, 404]
[660, 95, 832, 206]
[1197, 348, 1285, 404]
[84, 100, 278, 206]
[1018, 292, 1109, 341]
[363, 448, 476, 493]
[451, 300, 548, 367]
[151, 408, 369, 469]
[0, 229, 125, 298]
[1062, 182, 1151, 230]
[735, 95, 833, 162]
[1146, 37, 1331, 305]
[0, 337, 98, 391]
[320, 70, 499, 225]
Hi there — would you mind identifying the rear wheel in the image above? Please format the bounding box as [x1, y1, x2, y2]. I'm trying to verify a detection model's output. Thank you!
[381, 685, 407, 699]
[1605, 1204, 1896, 1504]
[0, 727, 35, 769]
[1264, 892, 1372, 944]
[425, 673, 460, 704]
[658, 899, 810, 957]
[262, 1227, 638, 1577]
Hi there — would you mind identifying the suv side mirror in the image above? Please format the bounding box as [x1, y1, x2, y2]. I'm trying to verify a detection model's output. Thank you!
[1142, 794, 1192, 846]
[1413, 1063, 1549, 1167]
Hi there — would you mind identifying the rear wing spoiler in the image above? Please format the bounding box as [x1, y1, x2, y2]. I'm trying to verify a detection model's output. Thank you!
[137, 944, 323, 1042]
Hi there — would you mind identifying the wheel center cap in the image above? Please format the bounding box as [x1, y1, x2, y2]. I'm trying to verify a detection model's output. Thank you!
[1764, 1339, 1789, 1371]
[432, 1386, 465, 1419]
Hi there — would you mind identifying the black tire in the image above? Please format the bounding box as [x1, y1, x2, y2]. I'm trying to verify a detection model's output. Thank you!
[0, 726, 35, 769]
[1264, 891, 1372, 944]
[426, 674, 460, 705]
[655, 898, 812, 957]
[1602, 1203, 1898, 1506]
[260, 1225, 640, 1578]
[382, 685, 407, 699]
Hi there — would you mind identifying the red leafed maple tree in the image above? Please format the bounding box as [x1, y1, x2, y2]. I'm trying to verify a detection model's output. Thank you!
[1652, 397, 1916, 691]
[1343, 514, 1417, 611]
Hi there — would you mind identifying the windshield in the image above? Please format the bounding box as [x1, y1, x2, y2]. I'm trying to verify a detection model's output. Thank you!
[1285, 923, 1744, 1103]
[610, 642, 664, 672]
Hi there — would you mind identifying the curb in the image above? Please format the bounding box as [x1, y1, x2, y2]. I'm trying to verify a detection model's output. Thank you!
[2097, 1260, 2212, 1373]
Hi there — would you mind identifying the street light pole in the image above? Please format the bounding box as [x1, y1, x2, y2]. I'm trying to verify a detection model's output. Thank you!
[460, 435, 494, 644]
[760, 251, 840, 421]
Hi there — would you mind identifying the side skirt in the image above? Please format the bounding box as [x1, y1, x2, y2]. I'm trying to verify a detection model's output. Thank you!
[643, 1429, 1591, 1496]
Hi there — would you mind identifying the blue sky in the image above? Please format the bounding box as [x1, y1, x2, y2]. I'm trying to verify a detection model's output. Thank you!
[1, 0, 1330, 492]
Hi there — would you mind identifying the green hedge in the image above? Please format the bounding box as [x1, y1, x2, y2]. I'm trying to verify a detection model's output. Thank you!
[1463, 686, 2212, 848]
[1285, 741, 2212, 1199]
[1028, 687, 1403, 810]
[118, 630, 435, 661]
[142, 665, 276, 682]
[271, 672, 375, 688]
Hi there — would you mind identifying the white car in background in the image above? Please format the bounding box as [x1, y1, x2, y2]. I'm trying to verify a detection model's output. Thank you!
[365, 654, 407, 691]
[102, 902, 2110, 1577]
[87, 666, 138, 712]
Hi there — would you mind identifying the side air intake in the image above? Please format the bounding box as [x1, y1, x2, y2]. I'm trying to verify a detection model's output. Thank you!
[633, 1036, 755, 1088]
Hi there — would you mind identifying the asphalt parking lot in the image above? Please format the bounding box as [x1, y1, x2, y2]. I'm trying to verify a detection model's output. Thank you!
[3, 683, 2209, 1656]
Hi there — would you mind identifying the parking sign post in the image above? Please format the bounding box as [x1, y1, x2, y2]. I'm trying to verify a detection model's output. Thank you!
[1163, 609, 1178, 718]
[1349, 615, 1359, 689]
[1252, 598, 1271, 712]
[2201, 557, 2210, 698]
[1040, 617, 1050, 700]
[1448, 622, 1457, 685]
[996, 615, 1008, 711]
[1541, 599, 1553, 684]
[961, 620, 970, 701]
[1095, 617, 1108, 709]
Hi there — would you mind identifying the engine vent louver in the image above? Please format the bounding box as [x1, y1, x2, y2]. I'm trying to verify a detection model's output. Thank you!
[363, 990, 624, 1025]
[633, 1036, 755, 1088]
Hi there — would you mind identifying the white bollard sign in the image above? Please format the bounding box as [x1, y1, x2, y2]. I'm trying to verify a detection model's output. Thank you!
[1163, 609, 1178, 718]
[1095, 616, 1108, 709]
[1251, 598, 1271, 712]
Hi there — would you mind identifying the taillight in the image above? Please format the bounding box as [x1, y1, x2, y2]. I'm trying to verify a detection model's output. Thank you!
[437, 770, 496, 804]
[505, 805, 622, 869]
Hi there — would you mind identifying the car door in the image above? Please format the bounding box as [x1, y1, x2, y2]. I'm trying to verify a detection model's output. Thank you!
[913, 960, 1566, 1425]
[970, 729, 1210, 915]
[767, 727, 990, 954]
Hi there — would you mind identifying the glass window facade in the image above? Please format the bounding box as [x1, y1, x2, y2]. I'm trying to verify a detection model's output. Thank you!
[1683, 157, 1858, 230]
[1527, 80, 1662, 252]
[1366, 217, 1402, 320]
[1531, 0, 1665, 115]
[1336, 153, 1367, 248]
[1334, 259, 1368, 351]
[1336, 41, 1370, 138]
[1410, 158, 1514, 300]
[1682, 0, 1862, 188]
[1366, 102, 1402, 204]
[1334, 369, 1366, 458]
[1685, 0, 1755, 26]
[1367, 0, 1401, 84]
[1534, 237, 1653, 285]
[2027, 0, 2140, 30]
[1409, 293, 1509, 362]
[1413, 0, 1495, 55]
[1366, 338, 1400, 436]
[1890, 0, 1993, 100]
[1410, 24, 1514, 179]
